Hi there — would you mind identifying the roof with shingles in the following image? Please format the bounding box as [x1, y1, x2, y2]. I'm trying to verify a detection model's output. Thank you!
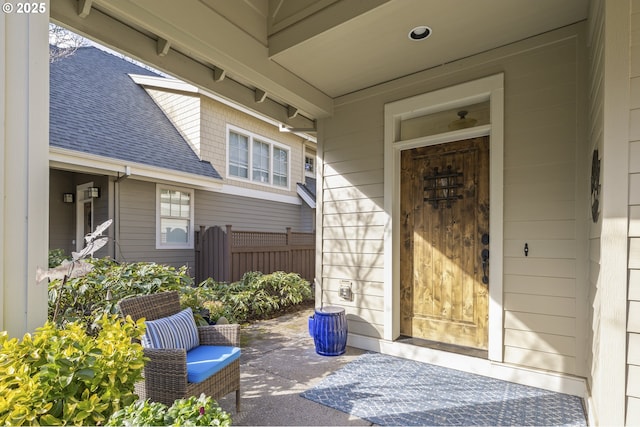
[50, 46, 221, 180]
[297, 177, 316, 205]
[299, 177, 316, 197]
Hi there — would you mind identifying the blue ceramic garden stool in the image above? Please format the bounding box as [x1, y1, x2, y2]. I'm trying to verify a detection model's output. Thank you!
[308, 306, 348, 356]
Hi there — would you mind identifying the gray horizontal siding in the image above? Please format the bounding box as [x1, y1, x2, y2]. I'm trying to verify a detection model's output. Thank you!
[117, 179, 194, 269]
[52, 177, 308, 272]
[320, 24, 585, 376]
[49, 169, 76, 256]
[195, 189, 307, 232]
[49, 170, 112, 259]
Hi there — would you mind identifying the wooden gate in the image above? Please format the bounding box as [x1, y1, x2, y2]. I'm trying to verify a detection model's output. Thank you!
[195, 225, 229, 284]
[195, 225, 315, 284]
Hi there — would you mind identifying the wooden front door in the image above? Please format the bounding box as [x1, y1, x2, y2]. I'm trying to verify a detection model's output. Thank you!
[400, 136, 490, 350]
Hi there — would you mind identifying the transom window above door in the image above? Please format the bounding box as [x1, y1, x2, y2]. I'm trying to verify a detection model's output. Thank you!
[227, 125, 290, 189]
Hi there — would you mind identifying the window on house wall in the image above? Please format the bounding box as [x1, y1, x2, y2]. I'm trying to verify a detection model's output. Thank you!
[305, 155, 315, 176]
[227, 125, 290, 189]
[229, 131, 249, 178]
[273, 147, 288, 187]
[253, 140, 270, 183]
[156, 185, 194, 249]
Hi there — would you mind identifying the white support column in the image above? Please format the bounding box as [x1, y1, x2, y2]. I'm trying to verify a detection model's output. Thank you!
[595, 0, 631, 424]
[0, 1, 50, 337]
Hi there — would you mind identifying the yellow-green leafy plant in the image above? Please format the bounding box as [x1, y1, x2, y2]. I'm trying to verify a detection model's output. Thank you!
[0, 314, 146, 426]
[202, 300, 227, 323]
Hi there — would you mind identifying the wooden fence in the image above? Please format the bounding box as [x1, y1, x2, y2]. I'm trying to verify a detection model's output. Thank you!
[194, 225, 315, 283]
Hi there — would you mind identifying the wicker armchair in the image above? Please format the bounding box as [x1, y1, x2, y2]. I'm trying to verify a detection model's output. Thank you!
[118, 291, 241, 411]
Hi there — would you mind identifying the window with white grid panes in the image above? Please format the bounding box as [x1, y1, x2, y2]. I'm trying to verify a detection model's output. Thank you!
[157, 185, 194, 249]
[229, 131, 249, 179]
[273, 147, 288, 187]
[227, 125, 290, 189]
[253, 140, 270, 183]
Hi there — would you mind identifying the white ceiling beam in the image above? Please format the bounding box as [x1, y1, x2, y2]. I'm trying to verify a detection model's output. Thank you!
[255, 89, 267, 103]
[78, 0, 93, 18]
[212, 66, 226, 82]
[157, 38, 170, 57]
[87, 0, 332, 118]
[287, 105, 299, 119]
[267, 0, 389, 58]
[279, 123, 317, 133]
[50, 0, 317, 129]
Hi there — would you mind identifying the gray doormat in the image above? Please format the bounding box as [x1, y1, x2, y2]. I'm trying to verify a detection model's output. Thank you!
[301, 352, 587, 426]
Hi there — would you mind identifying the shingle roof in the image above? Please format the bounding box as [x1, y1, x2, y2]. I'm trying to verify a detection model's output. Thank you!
[297, 177, 316, 206]
[50, 46, 221, 180]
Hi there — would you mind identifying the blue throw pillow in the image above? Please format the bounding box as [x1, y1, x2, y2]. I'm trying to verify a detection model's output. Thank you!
[142, 307, 200, 351]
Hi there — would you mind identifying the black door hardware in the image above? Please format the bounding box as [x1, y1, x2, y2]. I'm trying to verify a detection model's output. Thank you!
[481, 248, 489, 284]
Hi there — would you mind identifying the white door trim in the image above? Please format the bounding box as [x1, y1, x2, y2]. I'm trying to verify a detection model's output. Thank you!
[76, 182, 94, 252]
[383, 73, 504, 361]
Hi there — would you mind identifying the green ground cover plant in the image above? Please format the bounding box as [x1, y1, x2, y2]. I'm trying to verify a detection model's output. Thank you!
[106, 394, 231, 426]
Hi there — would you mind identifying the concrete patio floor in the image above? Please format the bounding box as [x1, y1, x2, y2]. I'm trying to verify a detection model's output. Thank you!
[217, 307, 371, 426]
[216, 307, 587, 426]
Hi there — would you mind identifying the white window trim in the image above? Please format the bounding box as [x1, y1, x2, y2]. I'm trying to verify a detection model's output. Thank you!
[226, 124, 291, 190]
[156, 184, 195, 250]
[76, 182, 94, 253]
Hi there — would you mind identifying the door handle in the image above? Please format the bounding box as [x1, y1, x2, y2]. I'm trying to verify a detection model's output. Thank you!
[481, 248, 489, 284]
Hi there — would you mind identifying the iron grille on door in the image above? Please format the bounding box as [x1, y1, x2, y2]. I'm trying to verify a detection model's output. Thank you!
[423, 165, 464, 208]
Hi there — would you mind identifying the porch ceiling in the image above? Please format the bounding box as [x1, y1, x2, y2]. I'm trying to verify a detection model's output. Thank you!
[51, 0, 588, 124]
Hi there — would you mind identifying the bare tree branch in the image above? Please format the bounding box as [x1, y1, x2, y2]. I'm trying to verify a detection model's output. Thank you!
[49, 23, 90, 63]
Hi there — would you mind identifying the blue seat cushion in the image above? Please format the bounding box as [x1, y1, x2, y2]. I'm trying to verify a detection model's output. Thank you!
[186, 345, 241, 384]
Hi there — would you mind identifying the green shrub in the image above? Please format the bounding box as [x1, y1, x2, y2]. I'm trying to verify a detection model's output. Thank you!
[106, 399, 167, 426]
[255, 271, 313, 307]
[202, 301, 227, 324]
[177, 284, 218, 326]
[48, 249, 69, 268]
[106, 394, 231, 427]
[200, 271, 312, 323]
[166, 394, 231, 426]
[0, 315, 146, 426]
[48, 259, 193, 331]
[47, 253, 311, 329]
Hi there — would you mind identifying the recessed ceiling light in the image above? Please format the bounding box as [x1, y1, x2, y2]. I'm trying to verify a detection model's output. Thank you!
[409, 25, 432, 41]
